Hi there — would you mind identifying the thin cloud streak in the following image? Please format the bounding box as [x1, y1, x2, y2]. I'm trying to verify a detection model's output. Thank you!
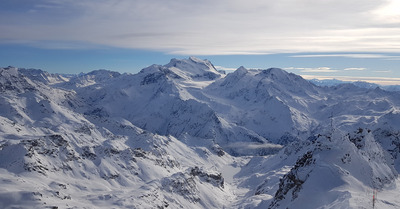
[373, 70, 391, 73]
[284, 67, 338, 73]
[214, 66, 237, 73]
[344, 68, 366, 71]
[1, 0, 400, 54]
[291, 54, 400, 59]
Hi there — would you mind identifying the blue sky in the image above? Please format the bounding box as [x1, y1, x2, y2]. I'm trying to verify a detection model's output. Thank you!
[1, 0, 400, 84]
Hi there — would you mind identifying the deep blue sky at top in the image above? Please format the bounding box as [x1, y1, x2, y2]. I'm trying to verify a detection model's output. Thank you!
[1, 0, 400, 84]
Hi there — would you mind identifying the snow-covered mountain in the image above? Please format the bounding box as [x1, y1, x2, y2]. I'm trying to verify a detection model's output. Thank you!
[310, 78, 400, 92]
[1, 58, 400, 208]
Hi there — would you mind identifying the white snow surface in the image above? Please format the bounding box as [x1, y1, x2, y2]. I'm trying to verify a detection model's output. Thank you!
[1, 57, 400, 208]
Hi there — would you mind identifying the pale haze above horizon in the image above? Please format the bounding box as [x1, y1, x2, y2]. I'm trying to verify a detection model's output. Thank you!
[1, 0, 400, 85]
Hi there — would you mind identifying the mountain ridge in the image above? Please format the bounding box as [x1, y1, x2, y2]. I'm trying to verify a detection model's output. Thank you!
[1, 57, 400, 208]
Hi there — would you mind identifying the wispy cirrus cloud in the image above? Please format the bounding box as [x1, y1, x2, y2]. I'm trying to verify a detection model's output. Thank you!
[291, 54, 400, 60]
[284, 67, 338, 73]
[1, 0, 400, 54]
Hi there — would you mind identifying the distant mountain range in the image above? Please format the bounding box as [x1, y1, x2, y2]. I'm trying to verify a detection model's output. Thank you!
[1, 57, 399, 208]
[309, 78, 400, 91]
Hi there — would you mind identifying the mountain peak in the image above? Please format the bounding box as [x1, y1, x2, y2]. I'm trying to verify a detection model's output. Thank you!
[0, 67, 36, 93]
[152, 57, 223, 81]
[189, 56, 208, 63]
[1, 66, 19, 76]
[166, 57, 217, 72]
[236, 66, 247, 72]
[85, 69, 121, 78]
[261, 67, 289, 78]
[257, 67, 316, 90]
[18, 68, 70, 85]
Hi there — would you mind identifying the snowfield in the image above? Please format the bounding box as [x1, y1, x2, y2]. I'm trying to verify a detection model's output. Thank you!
[1, 57, 400, 208]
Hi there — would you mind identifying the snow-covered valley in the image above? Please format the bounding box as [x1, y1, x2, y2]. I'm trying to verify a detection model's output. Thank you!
[1, 57, 400, 208]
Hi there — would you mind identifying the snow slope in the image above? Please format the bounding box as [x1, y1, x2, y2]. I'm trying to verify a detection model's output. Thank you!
[1, 58, 400, 208]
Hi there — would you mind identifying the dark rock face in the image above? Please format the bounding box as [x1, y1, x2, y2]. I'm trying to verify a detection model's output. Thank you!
[190, 166, 224, 188]
[269, 151, 315, 208]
